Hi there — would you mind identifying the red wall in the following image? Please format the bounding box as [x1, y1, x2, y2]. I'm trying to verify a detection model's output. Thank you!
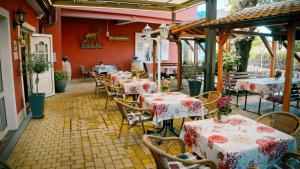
[44, 8, 62, 70]
[62, 17, 178, 78]
[0, 0, 39, 113]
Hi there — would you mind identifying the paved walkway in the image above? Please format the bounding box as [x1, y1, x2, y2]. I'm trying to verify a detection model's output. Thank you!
[5, 80, 299, 169]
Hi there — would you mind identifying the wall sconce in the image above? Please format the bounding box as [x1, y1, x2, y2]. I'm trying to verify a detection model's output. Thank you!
[13, 8, 26, 29]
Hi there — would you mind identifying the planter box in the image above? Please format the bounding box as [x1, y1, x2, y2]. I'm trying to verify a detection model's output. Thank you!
[29, 93, 45, 119]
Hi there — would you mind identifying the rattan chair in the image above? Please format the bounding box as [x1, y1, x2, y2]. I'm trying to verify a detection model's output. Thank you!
[114, 98, 154, 147]
[137, 71, 149, 79]
[80, 65, 91, 80]
[194, 91, 222, 118]
[142, 135, 217, 169]
[256, 111, 300, 136]
[0, 160, 11, 169]
[94, 74, 107, 96]
[103, 81, 123, 110]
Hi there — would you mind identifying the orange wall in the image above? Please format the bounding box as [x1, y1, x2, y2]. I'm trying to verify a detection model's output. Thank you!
[62, 17, 178, 78]
[0, 0, 39, 113]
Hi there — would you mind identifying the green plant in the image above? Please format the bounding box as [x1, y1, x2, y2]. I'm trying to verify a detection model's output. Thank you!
[160, 79, 170, 92]
[223, 52, 241, 72]
[54, 71, 68, 81]
[22, 54, 49, 93]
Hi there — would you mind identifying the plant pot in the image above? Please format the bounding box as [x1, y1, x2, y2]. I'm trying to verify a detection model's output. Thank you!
[188, 80, 202, 96]
[29, 93, 45, 119]
[55, 79, 67, 93]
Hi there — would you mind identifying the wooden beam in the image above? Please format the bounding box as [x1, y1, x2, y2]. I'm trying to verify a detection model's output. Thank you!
[232, 30, 275, 37]
[260, 36, 275, 58]
[225, 38, 230, 52]
[184, 40, 196, 54]
[199, 43, 205, 52]
[176, 41, 183, 90]
[270, 40, 276, 77]
[283, 24, 295, 112]
[216, 39, 226, 53]
[152, 41, 157, 81]
[283, 42, 300, 62]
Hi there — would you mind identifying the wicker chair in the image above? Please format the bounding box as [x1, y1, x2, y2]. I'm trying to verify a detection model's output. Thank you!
[194, 91, 222, 118]
[80, 65, 91, 80]
[142, 135, 217, 169]
[102, 81, 123, 110]
[137, 71, 149, 79]
[94, 74, 107, 96]
[114, 98, 154, 147]
[256, 111, 300, 136]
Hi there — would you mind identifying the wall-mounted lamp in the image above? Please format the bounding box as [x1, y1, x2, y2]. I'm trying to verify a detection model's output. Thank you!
[13, 8, 26, 29]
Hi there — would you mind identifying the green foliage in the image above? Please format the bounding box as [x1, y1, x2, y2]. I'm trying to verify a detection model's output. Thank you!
[22, 54, 49, 74]
[54, 71, 68, 81]
[274, 70, 282, 79]
[223, 53, 241, 72]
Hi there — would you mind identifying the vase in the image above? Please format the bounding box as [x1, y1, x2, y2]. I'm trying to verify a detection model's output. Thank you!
[220, 115, 228, 122]
[132, 76, 137, 80]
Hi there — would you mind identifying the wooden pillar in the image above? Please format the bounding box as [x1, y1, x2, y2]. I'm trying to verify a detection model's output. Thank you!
[283, 24, 295, 112]
[176, 41, 182, 91]
[194, 40, 199, 64]
[270, 40, 276, 77]
[217, 34, 224, 92]
[204, 0, 217, 92]
[225, 38, 230, 53]
[152, 40, 157, 81]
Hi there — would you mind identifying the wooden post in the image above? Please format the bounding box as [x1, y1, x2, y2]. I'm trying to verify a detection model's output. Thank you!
[176, 41, 182, 91]
[283, 24, 295, 112]
[152, 40, 157, 81]
[194, 40, 199, 64]
[217, 32, 224, 92]
[270, 40, 276, 77]
[225, 38, 230, 53]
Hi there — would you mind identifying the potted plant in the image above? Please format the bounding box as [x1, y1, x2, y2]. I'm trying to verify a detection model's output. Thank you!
[55, 71, 68, 93]
[183, 64, 202, 96]
[216, 97, 232, 121]
[161, 79, 170, 92]
[22, 54, 49, 119]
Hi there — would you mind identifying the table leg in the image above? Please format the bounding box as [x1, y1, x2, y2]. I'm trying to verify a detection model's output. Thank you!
[243, 91, 248, 110]
[258, 98, 262, 115]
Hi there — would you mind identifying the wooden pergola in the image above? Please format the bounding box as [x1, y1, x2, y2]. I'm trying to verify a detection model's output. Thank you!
[201, 0, 300, 112]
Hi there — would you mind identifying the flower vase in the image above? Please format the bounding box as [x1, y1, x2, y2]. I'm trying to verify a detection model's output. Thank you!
[133, 76, 137, 80]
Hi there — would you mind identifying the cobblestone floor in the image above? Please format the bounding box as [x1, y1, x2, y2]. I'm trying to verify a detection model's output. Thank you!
[5, 79, 300, 169]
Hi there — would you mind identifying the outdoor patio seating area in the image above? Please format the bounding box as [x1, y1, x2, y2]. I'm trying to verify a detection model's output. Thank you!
[3, 79, 297, 169]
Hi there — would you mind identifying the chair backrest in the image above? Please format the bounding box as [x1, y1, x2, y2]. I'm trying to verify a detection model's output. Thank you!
[114, 98, 135, 124]
[256, 111, 300, 136]
[142, 135, 175, 169]
[204, 91, 222, 112]
[80, 65, 89, 74]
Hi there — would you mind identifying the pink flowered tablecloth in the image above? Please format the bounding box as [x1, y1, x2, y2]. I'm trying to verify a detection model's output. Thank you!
[138, 92, 204, 124]
[235, 78, 300, 97]
[180, 115, 297, 169]
[108, 71, 132, 84]
[118, 79, 157, 95]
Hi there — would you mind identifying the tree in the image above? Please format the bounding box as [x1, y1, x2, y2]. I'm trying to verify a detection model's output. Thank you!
[229, 0, 284, 72]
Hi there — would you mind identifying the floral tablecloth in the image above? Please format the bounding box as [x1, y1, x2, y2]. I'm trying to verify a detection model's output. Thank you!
[180, 114, 297, 169]
[138, 92, 204, 124]
[235, 78, 300, 97]
[93, 64, 117, 73]
[118, 79, 157, 95]
[108, 71, 132, 84]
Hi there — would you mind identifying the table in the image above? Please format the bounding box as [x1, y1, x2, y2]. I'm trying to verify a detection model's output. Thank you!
[108, 71, 132, 84]
[139, 92, 204, 136]
[118, 79, 157, 95]
[180, 114, 297, 169]
[93, 64, 117, 74]
[235, 78, 300, 114]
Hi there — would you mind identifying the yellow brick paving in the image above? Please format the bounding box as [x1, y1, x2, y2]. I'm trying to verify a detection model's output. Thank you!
[5, 80, 299, 169]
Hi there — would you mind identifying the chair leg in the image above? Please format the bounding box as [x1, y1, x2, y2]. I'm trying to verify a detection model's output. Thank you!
[272, 101, 275, 111]
[236, 91, 239, 107]
[141, 122, 146, 133]
[118, 119, 124, 138]
[105, 95, 109, 110]
[180, 118, 185, 130]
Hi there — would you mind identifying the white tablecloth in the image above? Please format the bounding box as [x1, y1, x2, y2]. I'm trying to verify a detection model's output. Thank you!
[180, 114, 297, 169]
[93, 64, 117, 73]
[235, 78, 300, 97]
[139, 92, 204, 124]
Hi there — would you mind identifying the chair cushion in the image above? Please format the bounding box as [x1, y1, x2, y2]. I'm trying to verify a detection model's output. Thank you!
[127, 111, 152, 125]
[168, 153, 210, 169]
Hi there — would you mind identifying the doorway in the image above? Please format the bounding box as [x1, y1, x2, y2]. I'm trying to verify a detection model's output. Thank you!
[0, 7, 18, 140]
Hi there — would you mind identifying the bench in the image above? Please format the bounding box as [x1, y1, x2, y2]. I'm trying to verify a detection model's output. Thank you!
[223, 71, 269, 105]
